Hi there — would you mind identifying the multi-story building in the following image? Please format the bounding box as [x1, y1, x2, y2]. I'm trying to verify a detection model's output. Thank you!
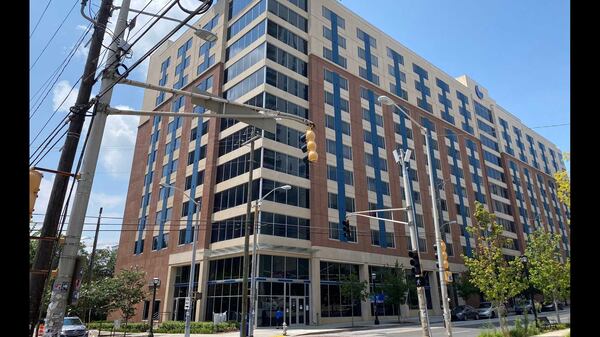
[113, 0, 570, 327]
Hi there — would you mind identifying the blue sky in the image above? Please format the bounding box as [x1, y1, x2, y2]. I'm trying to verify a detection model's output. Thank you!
[29, 0, 570, 249]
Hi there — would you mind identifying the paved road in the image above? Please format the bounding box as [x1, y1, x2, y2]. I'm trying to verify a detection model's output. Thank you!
[307, 310, 570, 337]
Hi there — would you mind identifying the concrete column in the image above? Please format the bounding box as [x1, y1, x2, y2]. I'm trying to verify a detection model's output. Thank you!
[310, 257, 321, 325]
[162, 265, 175, 323]
[428, 271, 442, 315]
[359, 263, 372, 322]
[197, 254, 210, 322]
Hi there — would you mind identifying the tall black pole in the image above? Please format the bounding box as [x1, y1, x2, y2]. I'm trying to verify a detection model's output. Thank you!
[526, 267, 539, 326]
[149, 284, 157, 337]
[29, 0, 114, 334]
[87, 207, 103, 284]
[241, 129, 258, 337]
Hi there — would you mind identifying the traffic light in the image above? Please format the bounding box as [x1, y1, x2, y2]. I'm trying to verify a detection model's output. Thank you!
[434, 241, 449, 270]
[30, 169, 43, 219]
[444, 271, 453, 283]
[408, 250, 422, 276]
[300, 128, 318, 163]
[342, 219, 351, 239]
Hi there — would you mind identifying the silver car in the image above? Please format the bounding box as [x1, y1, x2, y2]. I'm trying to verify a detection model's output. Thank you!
[61, 317, 88, 337]
[477, 302, 499, 319]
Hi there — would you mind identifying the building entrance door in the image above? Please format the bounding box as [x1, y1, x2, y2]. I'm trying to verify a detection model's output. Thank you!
[288, 296, 305, 325]
[172, 297, 195, 321]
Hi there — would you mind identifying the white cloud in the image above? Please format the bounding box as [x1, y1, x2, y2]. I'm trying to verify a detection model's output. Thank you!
[52, 80, 78, 113]
[99, 105, 139, 178]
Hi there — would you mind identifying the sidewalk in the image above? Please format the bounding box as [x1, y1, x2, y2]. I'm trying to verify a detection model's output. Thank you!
[89, 317, 444, 337]
[532, 328, 570, 337]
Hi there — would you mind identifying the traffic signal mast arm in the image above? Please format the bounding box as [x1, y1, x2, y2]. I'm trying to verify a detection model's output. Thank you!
[345, 208, 410, 224]
[118, 78, 316, 129]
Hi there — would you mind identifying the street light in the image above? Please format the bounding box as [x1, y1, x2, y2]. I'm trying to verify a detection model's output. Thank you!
[249, 185, 291, 336]
[113, 6, 218, 42]
[380, 95, 453, 337]
[149, 277, 160, 337]
[520, 255, 539, 327]
[160, 182, 201, 337]
[371, 273, 380, 325]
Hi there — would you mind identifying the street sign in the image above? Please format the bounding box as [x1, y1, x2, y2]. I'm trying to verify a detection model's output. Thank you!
[184, 297, 191, 310]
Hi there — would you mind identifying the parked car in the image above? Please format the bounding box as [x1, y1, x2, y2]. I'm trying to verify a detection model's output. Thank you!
[542, 302, 564, 312]
[477, 302, 498, 319]
[451, 305, 480, 321]
[514, 300, 536, 315]
[60, 317, 88, 337]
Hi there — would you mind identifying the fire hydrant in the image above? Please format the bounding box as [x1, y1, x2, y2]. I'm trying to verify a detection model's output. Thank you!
[282, 322, 288, 336]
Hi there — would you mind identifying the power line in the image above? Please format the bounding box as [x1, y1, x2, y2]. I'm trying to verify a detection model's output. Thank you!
[30, 0, 54, 39]
[30, 0, 80, 71]
[530, 123, 569, 129]
[29, 22, 93, 119]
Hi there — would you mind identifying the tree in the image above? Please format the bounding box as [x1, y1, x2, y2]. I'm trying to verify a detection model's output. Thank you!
[553, 169, 570, 222]
[524, 230, 570, 323]
[339, 274, 369, 327]
[463, 202, 527, 337]
[106, 266, 148, 326]
[455, 272, 480, 302]
[381, 261, 409, 322]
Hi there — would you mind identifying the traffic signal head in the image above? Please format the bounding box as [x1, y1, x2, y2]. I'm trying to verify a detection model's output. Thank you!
[444, 271, 453, 283]
[408, 250, 422, 276]
[30, 169, 43, 219]
[440, 241, 449, 271]
[300, 128, 318, 162]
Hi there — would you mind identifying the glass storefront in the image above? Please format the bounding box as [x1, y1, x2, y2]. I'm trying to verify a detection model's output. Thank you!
[171, 264, 200, 321]
[205, 254, 310, 326]
[320, 261, 362, 317]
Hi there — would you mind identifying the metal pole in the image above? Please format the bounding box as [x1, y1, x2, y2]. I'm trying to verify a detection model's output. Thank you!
[249, 202, 260, 336]
[149, 285, 157, 337]
[241, 137, 256, 337]
[399, 150, 431, 337]
[525, 266, 538, 326]
[185, 201, 200, 337]
[29, 0, 114, 333]
[42, 1, 131, 336]
[87, 207, 103, 285]
[423, 132, 453, 337]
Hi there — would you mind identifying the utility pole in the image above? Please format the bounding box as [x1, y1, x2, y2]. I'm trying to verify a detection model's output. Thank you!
[29, 0, 114, 334]
[423, 133, 453, 337]
[87, 207, 103, 285]
[395, 148, 432, 337]
[241, 129, 260, 337]
[86, 207, 102, 323]
[42, 1, 132, 336]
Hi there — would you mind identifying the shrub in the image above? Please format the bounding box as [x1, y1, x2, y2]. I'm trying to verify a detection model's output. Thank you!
[478, 331, 503, 337]
[154, 320, 239, 334]
[87, 321, 148, 332]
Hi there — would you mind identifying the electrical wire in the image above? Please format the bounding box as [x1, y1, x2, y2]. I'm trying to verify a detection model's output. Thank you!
[30, 0, 80, 71]
[30, 0, 54, 39]
[29, 45, 112, 164]
[29, 22, 94, 118]
[94, 0, 213, 102]
[530, 123, 569, 129]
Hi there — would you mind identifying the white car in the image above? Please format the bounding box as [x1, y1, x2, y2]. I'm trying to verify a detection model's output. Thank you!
[60, 317, 88, 337]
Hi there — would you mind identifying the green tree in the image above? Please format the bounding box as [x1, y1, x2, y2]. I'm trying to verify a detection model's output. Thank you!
[106, 266, 148, 327]
[340, 274, 369, 327]
[524, 230, 570, 323]
[381, 261, 409, 322]
[455, 272, 481, 302]
[462, 202, 527, 337]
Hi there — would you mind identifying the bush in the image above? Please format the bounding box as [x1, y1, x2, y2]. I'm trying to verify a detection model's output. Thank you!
[478, 331, 503, 337]
[87, 322, 149, 332]
[154, 320, 239, 334]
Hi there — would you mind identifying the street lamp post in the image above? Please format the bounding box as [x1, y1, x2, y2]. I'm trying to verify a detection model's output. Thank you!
[379, 95, 453, 337]
[160, 183, 201, 337]
[149, 277, 160, 337]
[371, 273, 380, 325]
[249, 185, 291, 336]
[520, 256, 539, 327]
